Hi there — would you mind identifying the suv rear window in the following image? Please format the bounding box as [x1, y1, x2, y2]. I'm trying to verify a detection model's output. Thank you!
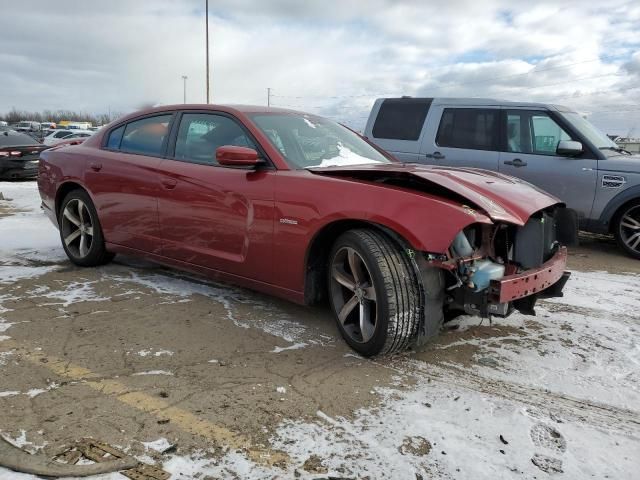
[436, 108, 499, 151]
[372, 98, 432, 141]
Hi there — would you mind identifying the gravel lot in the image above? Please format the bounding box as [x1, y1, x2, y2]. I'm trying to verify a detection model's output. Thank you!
[0, 181, 638, 479]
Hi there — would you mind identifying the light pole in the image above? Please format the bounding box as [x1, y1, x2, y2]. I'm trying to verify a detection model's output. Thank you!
[182, 75, 188, 104]
[205, 0, 210, 103]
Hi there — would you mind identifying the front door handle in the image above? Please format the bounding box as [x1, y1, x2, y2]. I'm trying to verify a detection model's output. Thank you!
[161, 178, 177, 190]
[89, 162, 102, 172]
[503, 158, 527, 167]
[426, 151, 446, 160]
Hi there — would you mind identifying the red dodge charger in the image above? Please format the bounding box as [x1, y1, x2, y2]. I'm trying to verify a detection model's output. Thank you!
[38, 105, 573, 356]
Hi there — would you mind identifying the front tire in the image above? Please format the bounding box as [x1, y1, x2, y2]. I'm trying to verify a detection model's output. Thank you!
[328, 229, 424, 357]
[59, 189, 114, 267]
[614, 200, 640, 260]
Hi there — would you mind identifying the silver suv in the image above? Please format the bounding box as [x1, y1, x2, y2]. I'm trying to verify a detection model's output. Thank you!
[365, 98, 640, 259]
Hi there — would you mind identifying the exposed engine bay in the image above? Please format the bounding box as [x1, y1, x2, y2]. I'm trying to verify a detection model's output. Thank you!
[434, 206, 576, 318]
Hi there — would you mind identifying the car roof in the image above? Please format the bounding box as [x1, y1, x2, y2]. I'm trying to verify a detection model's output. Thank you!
[376, 97, 572, 112]
[114, 104, 306, 122]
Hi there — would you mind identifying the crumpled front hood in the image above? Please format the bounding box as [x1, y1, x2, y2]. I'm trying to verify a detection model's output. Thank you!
[308, 163, 562, 226]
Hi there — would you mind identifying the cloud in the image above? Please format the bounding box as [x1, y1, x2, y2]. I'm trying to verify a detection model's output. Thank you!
[0, 0, 638, 133]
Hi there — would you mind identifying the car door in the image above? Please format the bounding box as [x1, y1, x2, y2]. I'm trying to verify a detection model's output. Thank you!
[86, 114, 173, 254]
[499, 109, 598, 220]
[156, 111, 275, 282]
[421, 106, 500, 170]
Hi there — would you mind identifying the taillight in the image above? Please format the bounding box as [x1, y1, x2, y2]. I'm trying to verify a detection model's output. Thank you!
[10, 151, 22, 157]
[0, 151, 9, 157]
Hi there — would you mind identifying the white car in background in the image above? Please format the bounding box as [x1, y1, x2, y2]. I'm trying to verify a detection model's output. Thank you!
[43, 129, 93, 146]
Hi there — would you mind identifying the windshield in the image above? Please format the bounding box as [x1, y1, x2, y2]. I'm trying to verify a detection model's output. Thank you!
[560, 112, 618, 149]
[249, 113, 390, 168]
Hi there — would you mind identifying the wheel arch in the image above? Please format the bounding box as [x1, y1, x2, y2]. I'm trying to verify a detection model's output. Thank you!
[55, 181, 89, 219]
[598, 185, 640, 232]
[303, 219, 416, 305]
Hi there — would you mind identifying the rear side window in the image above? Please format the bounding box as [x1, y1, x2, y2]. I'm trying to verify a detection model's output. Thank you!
[120, 115, 172, 156]
[106, 126, 124, 149]
[436, 108, 499, 151]
[372, 98, 432, 140]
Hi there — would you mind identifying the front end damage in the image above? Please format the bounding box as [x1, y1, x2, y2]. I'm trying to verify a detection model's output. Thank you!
[428, 206, 574, 320]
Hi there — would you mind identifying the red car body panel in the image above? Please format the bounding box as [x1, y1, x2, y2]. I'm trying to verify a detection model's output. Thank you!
[38, 104, 566, 306]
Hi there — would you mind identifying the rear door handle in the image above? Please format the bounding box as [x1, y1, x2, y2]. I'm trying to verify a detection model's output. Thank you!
[503, 158, 527, 167]
[426, 151, 446, 160]
[89, 162, 102, 172]
[161, 178, 177, 190]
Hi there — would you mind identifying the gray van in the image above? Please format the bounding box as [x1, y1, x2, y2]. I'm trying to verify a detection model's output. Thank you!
[364, 97, 640, 259]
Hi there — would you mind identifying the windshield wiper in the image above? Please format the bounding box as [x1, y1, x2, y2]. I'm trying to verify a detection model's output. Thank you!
[600, 146, 631, 155]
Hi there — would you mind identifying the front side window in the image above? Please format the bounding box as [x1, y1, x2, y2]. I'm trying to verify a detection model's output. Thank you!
[505, 110, 572, 155]
[174, 113, 255, 165]
[436, 108, 499, 151]
[54, 130, 71, 138]
[250, 113, 391, 169]
[120, 115, 172, 156]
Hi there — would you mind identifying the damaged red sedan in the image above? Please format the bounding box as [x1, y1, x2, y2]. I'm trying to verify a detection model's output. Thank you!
[38, 105, 574, 356]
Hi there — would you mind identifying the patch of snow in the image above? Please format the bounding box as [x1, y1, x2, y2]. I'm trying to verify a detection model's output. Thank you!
[137, 349, 174, 357]
[276, 386, 286, 394]
[132, 370, 174, 376]
[208, 359, 219, 363]
[0, 181, 65, 266]
[36, 280, 109, 307]
[142, 437, 173, 453]
[314, 144, 383, 168]
[0, 391, 20, 397]
[272, 342, 307, 353]
[25, 388, 47, 398]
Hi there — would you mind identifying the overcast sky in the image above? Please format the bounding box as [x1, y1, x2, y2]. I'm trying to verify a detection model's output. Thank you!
[1, 0, 639, 134]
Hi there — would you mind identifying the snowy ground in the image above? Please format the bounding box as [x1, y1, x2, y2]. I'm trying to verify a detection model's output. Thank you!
[0, 181, 638, 479]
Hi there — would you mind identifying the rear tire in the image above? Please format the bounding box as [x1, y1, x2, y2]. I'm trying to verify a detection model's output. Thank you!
[613, 200, 640, 260]
[59, 189, 114, 267]
[327, 229, 424, 357]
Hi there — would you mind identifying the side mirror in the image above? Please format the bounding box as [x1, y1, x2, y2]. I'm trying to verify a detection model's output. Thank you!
[556, 140, 583, 157]
[216, 145, 261, 167]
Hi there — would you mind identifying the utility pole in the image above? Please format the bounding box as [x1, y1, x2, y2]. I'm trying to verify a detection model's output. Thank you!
[182, 75, 188, 104]
[267, 87, 271, 107]
[205, 0, 210, 103]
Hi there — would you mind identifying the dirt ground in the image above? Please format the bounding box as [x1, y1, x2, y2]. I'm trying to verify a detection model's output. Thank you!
[0, 183, 638, 479]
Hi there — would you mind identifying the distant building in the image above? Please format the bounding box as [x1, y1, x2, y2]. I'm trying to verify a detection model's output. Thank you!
[614, 136, 640, 153]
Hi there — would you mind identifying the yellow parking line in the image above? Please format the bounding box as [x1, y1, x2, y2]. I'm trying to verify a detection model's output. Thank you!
[3, 341, 287, 466]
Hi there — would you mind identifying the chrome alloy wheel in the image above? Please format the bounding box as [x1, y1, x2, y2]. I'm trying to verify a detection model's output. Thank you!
[61, 199, 94, 258]
[620, 205, 640, 254]
[330, 247, 378, 343]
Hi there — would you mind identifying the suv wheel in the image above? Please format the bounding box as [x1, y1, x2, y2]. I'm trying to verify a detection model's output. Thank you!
[614, 200, 640, 259]
[328, 229, 428, 356]
[59, 189, 114, 266]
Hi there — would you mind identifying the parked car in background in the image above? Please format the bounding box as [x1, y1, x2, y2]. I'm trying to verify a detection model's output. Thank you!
[365, 98, 640, 259]
[0, 121, 7, 127]
[43, 129, 93, 146]
[14, 121, 42, 134]
[38, 104, 574, 356]
[0, 130, 49, 179]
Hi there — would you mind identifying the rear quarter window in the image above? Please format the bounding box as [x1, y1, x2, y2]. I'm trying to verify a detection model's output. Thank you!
[106, 125, 124, 149]
[372, 98, 432, 140]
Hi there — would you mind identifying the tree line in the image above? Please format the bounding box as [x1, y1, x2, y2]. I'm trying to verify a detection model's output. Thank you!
[0, 108, 122, 126]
